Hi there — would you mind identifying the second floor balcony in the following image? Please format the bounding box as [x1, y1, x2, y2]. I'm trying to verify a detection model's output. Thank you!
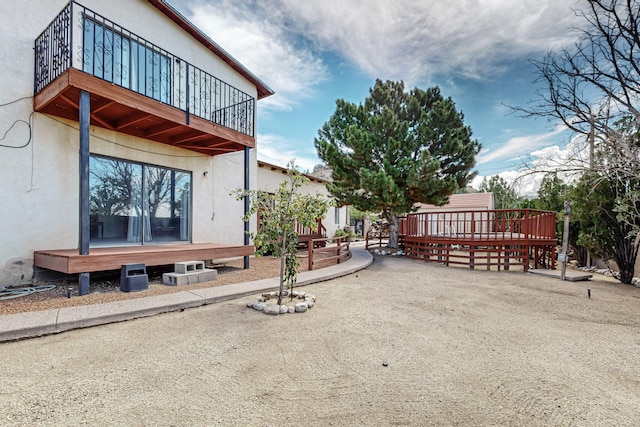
[34, 1, 258, 155]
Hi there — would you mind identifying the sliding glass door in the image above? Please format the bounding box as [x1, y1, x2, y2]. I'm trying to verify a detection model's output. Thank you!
[89, 155, 191, 246]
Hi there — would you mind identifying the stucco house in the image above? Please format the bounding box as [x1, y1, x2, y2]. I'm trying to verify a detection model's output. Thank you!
[0, 0, 274, 291]
[414, 192, 495, 213]
[257, 161, 349, 240]
[412, 192, 495, 236]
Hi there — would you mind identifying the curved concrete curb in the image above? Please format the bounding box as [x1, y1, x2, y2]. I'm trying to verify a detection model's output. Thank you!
[0, 246, 373, 342]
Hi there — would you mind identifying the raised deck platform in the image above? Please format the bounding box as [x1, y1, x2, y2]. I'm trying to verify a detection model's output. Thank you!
[402, 209, 558, 272]
[34, 243, 255, 274]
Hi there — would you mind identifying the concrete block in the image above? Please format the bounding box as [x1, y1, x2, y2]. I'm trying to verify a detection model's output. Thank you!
[120, 263, 148, 292]
[174, 261, 205, 274]
[198, 268, 218, 282]
[163, 272, 200, 286]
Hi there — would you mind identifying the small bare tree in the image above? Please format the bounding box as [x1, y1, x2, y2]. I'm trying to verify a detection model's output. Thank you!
[234, 161, 330, 305]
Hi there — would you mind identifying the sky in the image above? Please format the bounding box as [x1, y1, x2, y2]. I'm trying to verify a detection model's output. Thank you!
[168, 0, 588, 196]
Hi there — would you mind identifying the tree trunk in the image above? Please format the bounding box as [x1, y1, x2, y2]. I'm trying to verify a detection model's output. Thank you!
[387, 211, 399, 249]
[277, 236, 286, 305]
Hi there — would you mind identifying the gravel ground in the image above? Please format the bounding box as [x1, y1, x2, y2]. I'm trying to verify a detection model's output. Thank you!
[2, 254, 640, 426]
[0, 255, 317, 316]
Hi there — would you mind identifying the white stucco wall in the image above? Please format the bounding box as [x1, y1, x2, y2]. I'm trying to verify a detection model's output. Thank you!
[0, 0, 263, 286]
[256, 163, 349, 239]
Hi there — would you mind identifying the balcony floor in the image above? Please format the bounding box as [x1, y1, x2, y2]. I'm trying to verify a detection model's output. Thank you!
[34, 68, 254, 156]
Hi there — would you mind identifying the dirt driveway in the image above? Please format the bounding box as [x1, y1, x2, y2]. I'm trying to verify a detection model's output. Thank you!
[2, 255, 640, 426]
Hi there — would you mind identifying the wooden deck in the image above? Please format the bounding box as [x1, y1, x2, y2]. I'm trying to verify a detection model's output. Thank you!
[34, 243, 255, 274]
[384, 209, 558, 272]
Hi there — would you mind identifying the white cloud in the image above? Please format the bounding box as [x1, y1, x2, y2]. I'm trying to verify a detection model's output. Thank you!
[257, 133, 320, 172]
[178, 0, 584, 111]
[473, 134, 591, 196]
[477, 124, 568, 165]
[271, 0, 585, 83]
[186, 0, 329, 112]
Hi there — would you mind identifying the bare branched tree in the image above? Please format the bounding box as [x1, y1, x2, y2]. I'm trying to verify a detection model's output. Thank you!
[515, 1, 640, 281]
[521, 0, 640, 178]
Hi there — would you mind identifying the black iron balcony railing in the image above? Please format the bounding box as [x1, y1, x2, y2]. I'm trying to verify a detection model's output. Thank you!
[34, 1, 255, 137]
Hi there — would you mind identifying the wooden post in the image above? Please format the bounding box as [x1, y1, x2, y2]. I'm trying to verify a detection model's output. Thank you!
[470, 245, 475, 270]
[560, 201, 571, 280]
[78, 90, 90, 296]
[337, 236, 342, 264]
[308, 240, 314, 271]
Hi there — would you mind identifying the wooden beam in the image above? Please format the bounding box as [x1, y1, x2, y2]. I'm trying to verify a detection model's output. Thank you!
[171, 131, 210, 144]
[93, 99, 116, 114]
[34, 70, 71, 111]
[115, 111, 152, 130]
[58, 93, 79, 110]
[144, 122, 182, 138]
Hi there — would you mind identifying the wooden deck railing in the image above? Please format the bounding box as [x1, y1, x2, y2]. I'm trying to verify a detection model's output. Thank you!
[402, 209, 557, 271]
[307, 236, 350, 270]
[257, 214, 326, 249]
[404, 209, 556, 241]
[297, 219, 327, 249]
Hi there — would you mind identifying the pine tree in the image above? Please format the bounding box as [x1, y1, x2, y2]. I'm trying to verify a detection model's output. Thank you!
[314, 79, 480, 248]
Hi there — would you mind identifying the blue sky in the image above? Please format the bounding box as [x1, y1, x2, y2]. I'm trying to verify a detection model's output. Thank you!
[169, 0, 587, 195]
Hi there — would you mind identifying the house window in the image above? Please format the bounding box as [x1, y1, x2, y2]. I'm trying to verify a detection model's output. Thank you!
[83, 17, 171, 103]
[335, 206, 340, 225]
[89, 155, 191, 246]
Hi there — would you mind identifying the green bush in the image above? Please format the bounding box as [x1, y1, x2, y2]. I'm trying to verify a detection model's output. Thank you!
[334, 228, 358, 239]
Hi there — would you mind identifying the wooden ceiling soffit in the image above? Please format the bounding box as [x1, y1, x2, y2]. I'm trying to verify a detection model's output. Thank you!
[170, 131, 211, 145]
[189, 114, 255, 148]
[144, 122, 183, 138]
[92, 99, 116, 114]
[34, 68, 256, 155]
[114, 111, 153, 130]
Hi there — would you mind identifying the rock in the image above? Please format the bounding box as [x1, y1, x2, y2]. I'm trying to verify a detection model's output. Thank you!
[295, 302, 308, 313]
[291, 291, 299, 297]
[288, 306, 295, 314]
[306, 299, 314, 308]
[253, 302, 266, 311]
[279, 305, 288, 314]
[298, 291, 306, 299]
[262, 292, 277, 300]
[263, 304, 280, 315]
[381, 250, 387, 256]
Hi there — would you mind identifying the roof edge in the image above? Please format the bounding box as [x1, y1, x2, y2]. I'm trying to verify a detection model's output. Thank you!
[148, 0, 275, 100]
[258, 160, 330, 184]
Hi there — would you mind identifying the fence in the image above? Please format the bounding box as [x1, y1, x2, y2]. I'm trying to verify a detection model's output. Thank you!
[307, 236, 351, 270]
